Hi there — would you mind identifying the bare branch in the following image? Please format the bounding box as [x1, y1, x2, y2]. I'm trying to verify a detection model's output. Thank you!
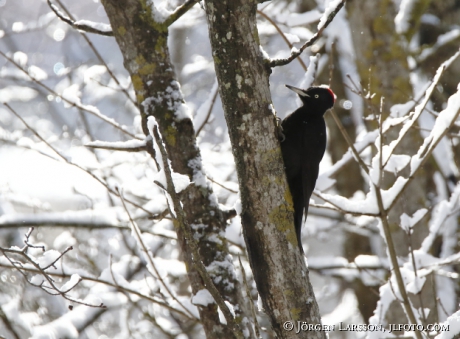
[52, 0, 136, 106]
[3, 103, 154, 217]
[0, 262, 196, 319]
[195, 82, 219, 136]
[116, 187, 196, 320]
[0, 229, 105, 309]
[257, 9, 307, 70]
[0, 53, 139, 139]
[207, 176, 238, 193]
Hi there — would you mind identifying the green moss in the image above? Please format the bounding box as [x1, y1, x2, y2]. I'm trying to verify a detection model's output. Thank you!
[284, 289, 294, 297]
[284, 188, 294, 211]
[269, 194, 296, 247]
[139, 63, 156, 75]
[290, 307, 302, 321]
[155, 35, 167, 56]
[117, 26, 126, 36]
[135, 55, 146, 65]
[138, 0, 168, 32]
[213, 55, 221, 65]
[131, 74, 143, 91]
[136, 93, 145, 103]
[164, 125, 177, 146]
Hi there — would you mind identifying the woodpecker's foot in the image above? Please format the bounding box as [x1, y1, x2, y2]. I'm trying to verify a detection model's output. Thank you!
[275, 116, 285, 142]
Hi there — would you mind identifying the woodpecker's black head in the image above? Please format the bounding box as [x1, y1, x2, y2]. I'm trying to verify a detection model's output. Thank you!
[285, 84, 335, 116]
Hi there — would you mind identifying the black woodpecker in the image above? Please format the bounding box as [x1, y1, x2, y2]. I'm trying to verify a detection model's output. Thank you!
[280, 85, 335, 252]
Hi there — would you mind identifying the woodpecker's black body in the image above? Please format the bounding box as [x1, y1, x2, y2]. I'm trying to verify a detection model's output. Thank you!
[281, 85, 335, 252]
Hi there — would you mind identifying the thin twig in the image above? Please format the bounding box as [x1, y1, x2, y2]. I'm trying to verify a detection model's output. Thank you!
[1, 230, 105, 309]
[0, 262, 196, 319]
[208, 176, 239, 193]
[328, 109, 370, 175]
[268, 0, 346, 68]
[407, 230, 428, 327]
[327, 107, 423, 338]
[196, 82, 219, 136]
[257, 9, 307, 70]
[0, 51, 138, 139]
[117, 187, 196, 319]
[52, 0, 137, 106]
[374, 179, 423, 339]
[4, 103, 153, 216]
[238, 256, 261, 339]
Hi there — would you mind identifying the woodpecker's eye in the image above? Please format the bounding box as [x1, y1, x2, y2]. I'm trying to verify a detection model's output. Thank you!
[314, 94, 319, 98]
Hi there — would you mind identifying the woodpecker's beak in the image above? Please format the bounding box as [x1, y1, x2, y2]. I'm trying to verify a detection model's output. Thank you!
[285, 84, 309, 97]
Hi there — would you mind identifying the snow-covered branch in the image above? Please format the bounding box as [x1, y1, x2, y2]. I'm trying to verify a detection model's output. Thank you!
[85, 139, 147, 152]
[48, 0, 113, 36]
[268, 0, 346, 68]
[0, 228, 106, 309]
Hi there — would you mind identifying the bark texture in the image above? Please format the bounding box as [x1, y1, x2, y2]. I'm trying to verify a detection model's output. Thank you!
[100, 1, 247, 338]
[204, 0, 325, 338]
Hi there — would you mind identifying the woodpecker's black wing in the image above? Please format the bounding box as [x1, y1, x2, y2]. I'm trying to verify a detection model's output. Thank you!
[281, 85, 335, 252]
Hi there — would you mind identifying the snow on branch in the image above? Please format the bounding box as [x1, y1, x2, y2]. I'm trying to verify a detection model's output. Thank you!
[381, 64, 445, 168]
[0, 228, 106, 309]
[0, 52, 139, 139]
[147, 0, 199, 27]
[315, 51, 460, 217]
[48, 0, 113, 36]
[268, 0, 346, 68]
[116, 187, 197, 320]
[316, 130, 378, 191]
[417, 32, 460, 65]
[317, 0, 344, 30]
[409, 84, 460, 176]
[420, 184, 460, 253]
[0, 209, 126, 229]
[356, 75, 460, 214]
[85, 139, 147, 152]
[148, 119, 244, 338]
[394, 0, 416, 34]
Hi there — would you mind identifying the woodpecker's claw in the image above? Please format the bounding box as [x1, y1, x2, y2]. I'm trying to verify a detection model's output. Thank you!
[275, 116, 286, 142]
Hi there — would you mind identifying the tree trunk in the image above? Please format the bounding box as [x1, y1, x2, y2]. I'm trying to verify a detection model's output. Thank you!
[101, 1, 248, 338]
[204, 0, 325, 338]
